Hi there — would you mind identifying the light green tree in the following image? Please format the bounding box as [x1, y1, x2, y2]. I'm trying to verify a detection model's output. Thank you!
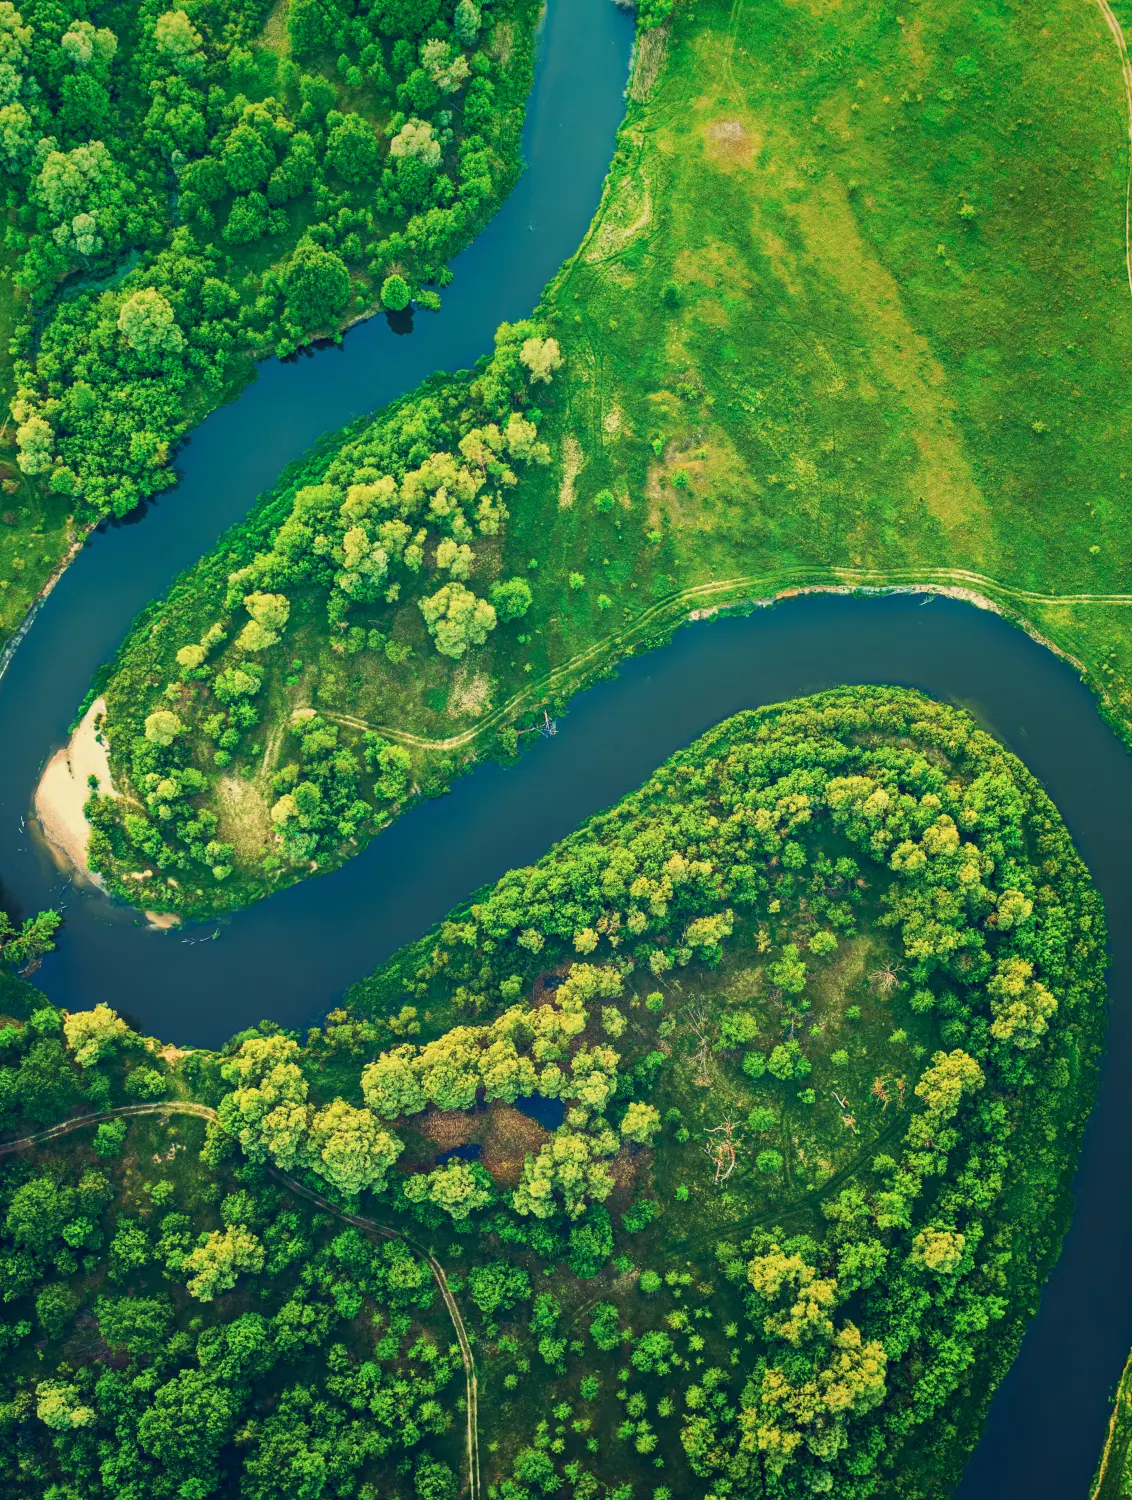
[389, 118, 440, 168]
[910, 1225, 966, 1276]
[36, 1380, 95, 1431]
[362, 1044, 428, 1118]
[404, 1159, 492, 1220]
[0, 100, 34, 171]
[519, 336, 563, 384]
[420, 38, 469, 92]
[61, 19, 117, 68]
[238, 591, 290, 651]
[118, 288, 185, 361]
[478, 1035, 537, 1103]
[513, 1127, 616, 1219]
[153, 9, 202, 72]
[620, 1102, 661, 1145]
[453, 0, 480, 44]
[307, 1098, 402, 1195]
[987, 956, 1056, 1049]
[218, 1033, 312, 1170]
[144, 709, 182, 746]
[183, 1225, 265, 1301]
[64, 1004, 129, 1066]
[15, 413, 53, 474]
[419, 581, 496, 658]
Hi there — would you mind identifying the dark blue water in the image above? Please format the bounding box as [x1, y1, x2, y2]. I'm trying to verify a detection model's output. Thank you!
[514, 1094, 566, 1131]
[436, 1142, 482, 1165]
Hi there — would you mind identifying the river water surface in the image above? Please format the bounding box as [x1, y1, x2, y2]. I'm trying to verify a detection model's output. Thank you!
[0, 3, 1127, 1494]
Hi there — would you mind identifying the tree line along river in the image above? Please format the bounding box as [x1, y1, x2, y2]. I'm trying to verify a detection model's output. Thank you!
[0, 3, 1127, 1493]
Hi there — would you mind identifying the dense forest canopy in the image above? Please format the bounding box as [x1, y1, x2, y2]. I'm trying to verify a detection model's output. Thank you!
[0, 688, 1107, 1497]
[1, 0, 537, 522]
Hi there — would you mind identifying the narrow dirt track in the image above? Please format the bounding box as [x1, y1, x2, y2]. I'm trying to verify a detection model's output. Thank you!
[0, 1104, 481, 1500]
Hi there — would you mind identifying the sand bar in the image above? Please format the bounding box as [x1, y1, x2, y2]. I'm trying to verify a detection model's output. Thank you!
[34, 696, 116, 881]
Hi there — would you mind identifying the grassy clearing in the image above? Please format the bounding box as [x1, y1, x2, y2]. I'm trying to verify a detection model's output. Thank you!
[519, 0, 1132, 698]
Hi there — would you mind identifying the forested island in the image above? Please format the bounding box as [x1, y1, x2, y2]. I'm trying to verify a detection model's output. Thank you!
[0, 689, 1108, 1497]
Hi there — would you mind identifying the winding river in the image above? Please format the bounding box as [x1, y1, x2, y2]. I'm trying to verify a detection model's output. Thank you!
[0, 3, 1128, 1495]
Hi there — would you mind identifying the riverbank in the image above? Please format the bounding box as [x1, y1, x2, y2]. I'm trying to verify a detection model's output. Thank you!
[33, 696, 114, 883]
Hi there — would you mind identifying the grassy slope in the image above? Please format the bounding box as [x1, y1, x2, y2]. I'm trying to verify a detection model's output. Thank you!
[87, 0, 1132, 915]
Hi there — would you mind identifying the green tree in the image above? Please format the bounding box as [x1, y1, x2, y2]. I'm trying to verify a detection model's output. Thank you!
[63, 1003, 129, 1066]
[118, 289, 185, 362]
[404, 1158, 492, 1220]
[489, 577, 532, 620]
[144, 709, 182, 746]
[390, 117, 441, 167]
[306, 1097, 403, 1195]
[283, 243, 351, 334]
[152, 9, 203, 73]
[415, 1459, 459, 1500]
[36, 1380, 94, 1431]
[519, 335, 563, 384]
[326, 113, 380, 182]
[381, 273, 412, 311]
[419, 581, 496, 658]
[183, 1225, 265, 1301]
[362, 1044, 428, 1118]
[0, 908, 60, 969]
[620, 1102, 661, 1145]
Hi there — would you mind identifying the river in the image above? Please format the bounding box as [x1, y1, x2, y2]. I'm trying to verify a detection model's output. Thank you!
[0, 3, 1127, 1494]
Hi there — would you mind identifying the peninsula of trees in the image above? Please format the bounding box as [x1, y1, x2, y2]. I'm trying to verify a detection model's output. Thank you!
[0, 688, 1107, 1497]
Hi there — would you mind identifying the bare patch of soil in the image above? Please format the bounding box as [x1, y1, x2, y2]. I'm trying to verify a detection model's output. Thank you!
[481, 1105, 549, 1188]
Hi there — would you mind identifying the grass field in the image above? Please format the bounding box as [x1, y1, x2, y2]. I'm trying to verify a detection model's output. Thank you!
[514, 0, 1132, 714]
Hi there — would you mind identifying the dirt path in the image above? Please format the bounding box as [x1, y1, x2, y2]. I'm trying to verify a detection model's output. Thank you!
[309, 562, 1132, 756]
[0, 1104, 481, 1500]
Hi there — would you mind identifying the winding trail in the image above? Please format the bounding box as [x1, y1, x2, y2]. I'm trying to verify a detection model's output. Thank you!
[0, 1104, 481, 1500]
[313, 562, 1132, 753]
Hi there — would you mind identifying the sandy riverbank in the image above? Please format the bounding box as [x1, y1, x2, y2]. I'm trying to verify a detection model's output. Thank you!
[34, 697, 116, 882]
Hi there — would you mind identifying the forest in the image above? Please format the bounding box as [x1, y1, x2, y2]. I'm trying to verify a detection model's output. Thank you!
[0, 687, 1108, 1497]
[0, 0, 538, 640]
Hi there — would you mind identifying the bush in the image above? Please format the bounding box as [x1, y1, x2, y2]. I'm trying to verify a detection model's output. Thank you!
[94, 1119, 128, 1158]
